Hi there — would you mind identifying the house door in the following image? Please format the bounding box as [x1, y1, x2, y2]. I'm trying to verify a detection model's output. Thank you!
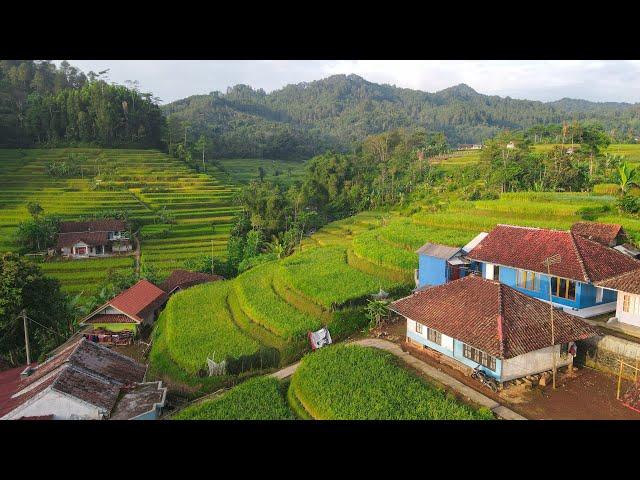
[449, 265, 461, 281]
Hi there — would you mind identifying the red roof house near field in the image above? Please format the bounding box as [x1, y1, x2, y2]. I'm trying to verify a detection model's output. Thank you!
[80, 279, 167, 332]
[56, 219, 132, 258]
[159, 269, 224, 295]
[0, 339, 166, 420]
[390, 275, 597, 382]
[467, 224, 640, 284]
[570, 222, 627, 247]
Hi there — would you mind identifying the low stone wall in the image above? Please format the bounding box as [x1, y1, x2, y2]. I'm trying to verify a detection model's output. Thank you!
[578, 335, 640, 379]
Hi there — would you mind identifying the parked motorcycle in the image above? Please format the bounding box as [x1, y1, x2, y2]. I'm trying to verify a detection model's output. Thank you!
[471, 366, 499, 392]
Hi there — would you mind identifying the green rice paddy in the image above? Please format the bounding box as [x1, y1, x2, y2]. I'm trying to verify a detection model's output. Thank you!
[0, 148, 240, 294]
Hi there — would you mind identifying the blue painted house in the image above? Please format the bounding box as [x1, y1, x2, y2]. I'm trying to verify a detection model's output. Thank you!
[391, 276, 598, 382]
[415, 233, 487, 288]
[466, 224, 640, 318]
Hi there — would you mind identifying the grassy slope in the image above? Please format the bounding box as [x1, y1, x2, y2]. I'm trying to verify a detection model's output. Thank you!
[289, 344, 493, 420]
[0, 148, 239, 294]
[172, 376, 294, 420]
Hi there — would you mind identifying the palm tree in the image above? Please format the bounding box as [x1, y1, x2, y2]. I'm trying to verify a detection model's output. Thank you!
[618, 162, 638, 194]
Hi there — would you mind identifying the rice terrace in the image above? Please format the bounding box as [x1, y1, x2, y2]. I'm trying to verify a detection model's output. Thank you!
[3, 59, 640, 424]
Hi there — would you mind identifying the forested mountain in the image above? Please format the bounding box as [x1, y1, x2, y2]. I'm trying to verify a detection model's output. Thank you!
[0, 60, 165, 148]
[163, 74, 640, 160]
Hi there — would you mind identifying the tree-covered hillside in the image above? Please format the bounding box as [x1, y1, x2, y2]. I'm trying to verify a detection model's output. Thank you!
[163, 74, 640, 160]
[0, 60, 165, 148]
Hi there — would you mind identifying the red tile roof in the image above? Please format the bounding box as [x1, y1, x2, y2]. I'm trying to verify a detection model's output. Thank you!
[571, 222, 625, 246]
[596, 269, 640, 295]
[59, 220, 127, 233]
[110, 280, 167, 320]
[467, 224, 640, 283]
[57, 231, 109, 249]
[390, 275, 597, 359]
[159, 269, 224, 294]
[83, 280, 167, 324]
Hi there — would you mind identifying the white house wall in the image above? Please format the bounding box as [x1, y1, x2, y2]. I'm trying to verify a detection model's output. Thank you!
[406, 319, 454, 352]
[3, 389, 103, 420]
[616, 292, 640, 327]
[501, 345, 572, 382]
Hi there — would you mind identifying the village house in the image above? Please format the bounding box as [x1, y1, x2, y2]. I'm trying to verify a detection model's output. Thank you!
[390, 275, 598, 382]
[457, 144, 483, 150]
[596, 270, 640, 329]
[415, 232, 487, 288]
[160, 269, 224, 295]
[465, 224, 640, 318]
[80, 279, 167, 336]
[56, 219, 132, 258]
[0, 339, 166, 420]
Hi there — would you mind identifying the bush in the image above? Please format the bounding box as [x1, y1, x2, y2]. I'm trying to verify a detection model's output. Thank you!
[618, 194, 640, 214]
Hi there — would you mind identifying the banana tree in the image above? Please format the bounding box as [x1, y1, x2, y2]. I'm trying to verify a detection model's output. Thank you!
[618, 162, 639, 194]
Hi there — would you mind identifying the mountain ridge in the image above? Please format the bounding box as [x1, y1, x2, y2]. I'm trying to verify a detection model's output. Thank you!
[163, 74, 640, 160]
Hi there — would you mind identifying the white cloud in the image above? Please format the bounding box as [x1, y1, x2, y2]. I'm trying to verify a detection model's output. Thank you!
[54, 60, 640, 104]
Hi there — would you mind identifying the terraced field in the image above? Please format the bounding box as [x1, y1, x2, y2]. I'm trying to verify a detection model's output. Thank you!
[215, 158, 307, 185]
[0, 148, 240, 294]
[432, 144, 640, 171]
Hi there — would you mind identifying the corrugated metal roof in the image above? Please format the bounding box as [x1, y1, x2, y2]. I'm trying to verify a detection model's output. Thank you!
[415, 243, 460, 259]
[462, 232, 488, 254]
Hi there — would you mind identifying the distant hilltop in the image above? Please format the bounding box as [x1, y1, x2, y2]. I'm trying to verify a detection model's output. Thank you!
[163, 74, 640, 160]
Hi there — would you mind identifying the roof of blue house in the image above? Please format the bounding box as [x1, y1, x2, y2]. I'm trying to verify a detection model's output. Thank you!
[415, 243, 460, 258]
[466, 224, 640, 283]
[390, 275, 598, 359]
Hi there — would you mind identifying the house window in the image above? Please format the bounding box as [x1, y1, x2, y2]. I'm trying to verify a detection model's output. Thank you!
[463, 344, 496, 371]
[415, 322, 423, 334]
[427, 328, 442, 345]
[517, 269, 538, 291]
[596, 287, 603, 303]
[493, 265, 500, 281]
[623, 294, 631, 313]
[550, 276, 576, 300]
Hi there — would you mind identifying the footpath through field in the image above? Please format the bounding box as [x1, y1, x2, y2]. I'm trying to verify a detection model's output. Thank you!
[269, 338, 526, 420]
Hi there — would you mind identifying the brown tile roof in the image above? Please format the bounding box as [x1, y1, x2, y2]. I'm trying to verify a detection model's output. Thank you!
[59, 220, 127, 233]
[83, 280, 167, 325]
[110, 280, 167, 320]
[159, 269, 224, 294]
[110, 381, 166, 420]
[467, 224, 640, 283]
[84, 314, 137, 324]
[571, 222, 625, 246]
[0, 339, 149, 418]
[596, 269, 640, 295]
[390, 275, 597, 359]
[57, 231, 109, 249]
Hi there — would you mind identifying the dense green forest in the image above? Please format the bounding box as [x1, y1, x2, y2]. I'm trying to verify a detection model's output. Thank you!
[163, 74, 640, 160]
[0, 60, 165, 148]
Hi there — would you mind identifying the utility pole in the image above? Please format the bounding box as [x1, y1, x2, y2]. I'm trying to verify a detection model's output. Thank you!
[542, 254, 561, 390]
[21, 309, 31, 366]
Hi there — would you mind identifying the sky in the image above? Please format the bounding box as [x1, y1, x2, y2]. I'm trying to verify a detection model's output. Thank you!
[54, 60, 640, 105]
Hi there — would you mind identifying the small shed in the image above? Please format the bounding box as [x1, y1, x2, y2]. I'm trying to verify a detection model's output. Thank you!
[415, 243, 464, 288]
